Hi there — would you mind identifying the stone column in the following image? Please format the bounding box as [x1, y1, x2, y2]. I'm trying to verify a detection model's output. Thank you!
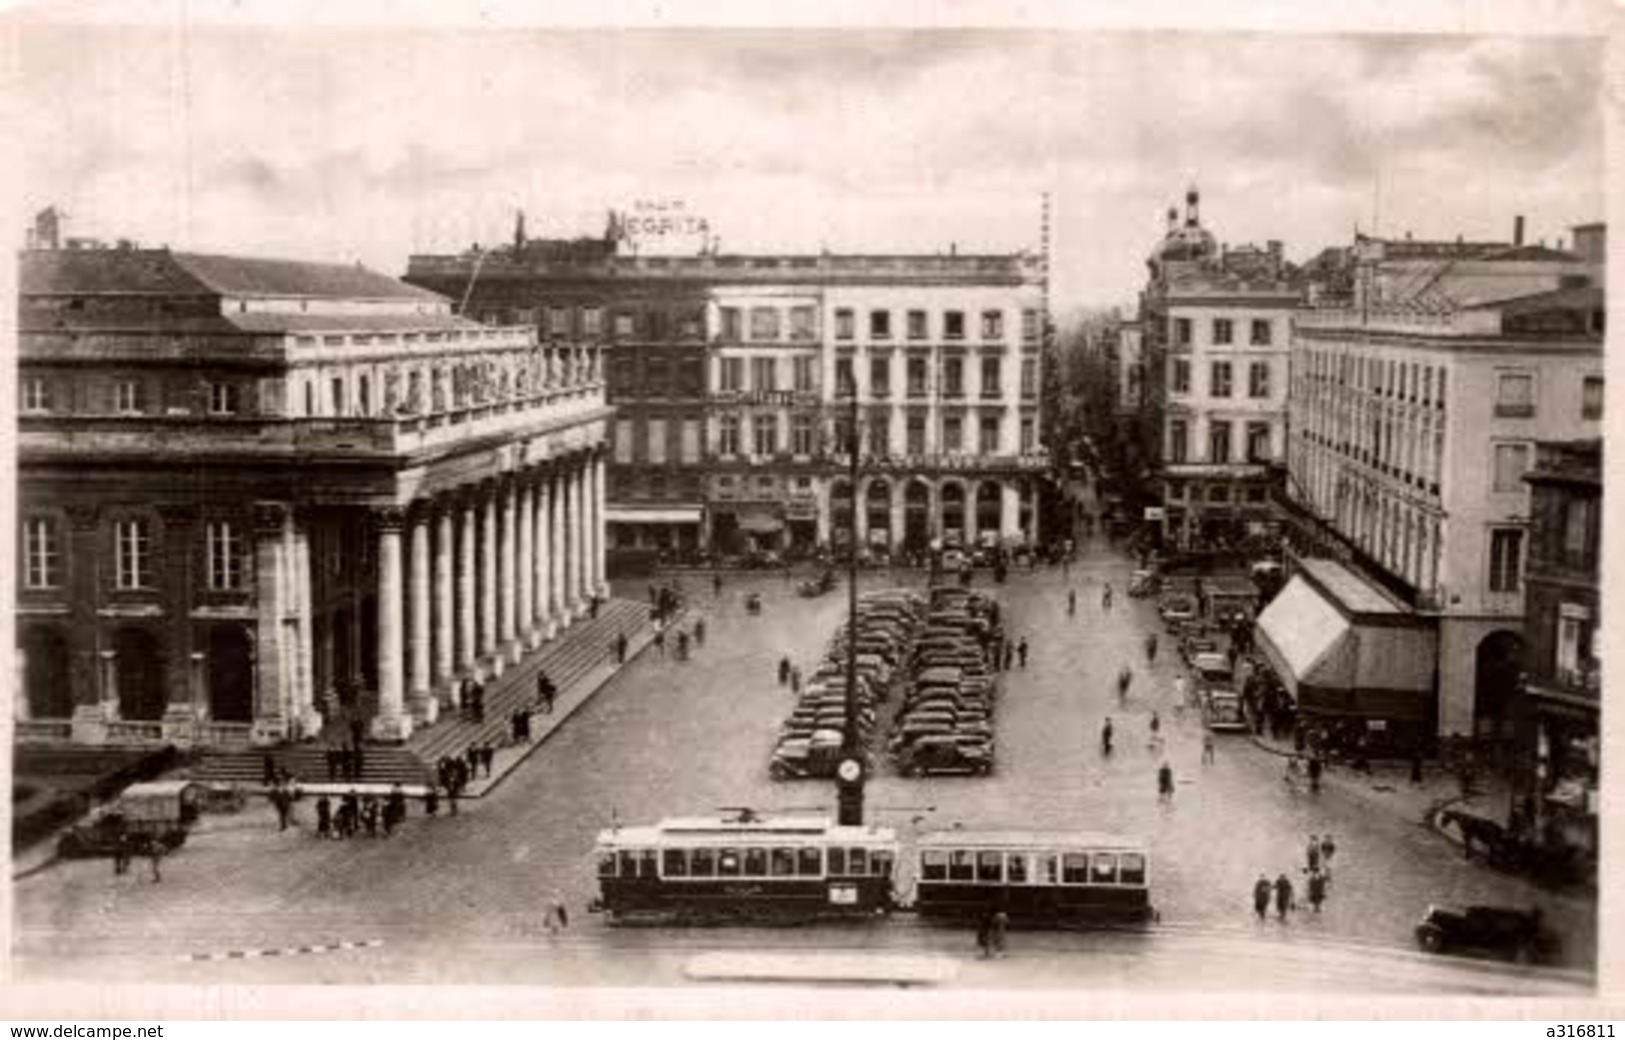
[595, 453, 609, 595]
[499, 476, 519, 661]
[371, 506, 412, 742]
[479, 480, 500, 671]
[433, 502, 456, 698]
[156, 504, 199, 746]
[814, 480, 832, 546]
[855, 478, 871, 546]
[407, 504, 437, 726]
[65, 505, 107, 743]
[293, 516, 320, 737]
[535, 472, 555, 641]
[572, 460, 588, 609]
[556, 467, 574, 622]
[516, 470, 535, 651]
[1002, 481, 1023, 543]
[964, 485, 980, 547]
[457, 492, 478, 681]
[890, 485, 906, 548]
[250, 502, 291, 746]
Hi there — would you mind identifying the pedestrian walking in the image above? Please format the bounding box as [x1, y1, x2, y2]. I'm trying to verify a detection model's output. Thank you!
[1003, 642, 1015, 671]
[325, 746, 340, 782]
[316, 795, 332, 839]
[712, 572, 723, 597]
[1306, 869, 1327, 913]
[272, 786, 293, 831]
[653, 625, 666, 658]
[1174, 673, 1189, 708]
[1145, 633, 1158, 665]
[262, 753, 277, 788]
[1102, 583, 1114, 611]
[790, 666, 802, 694]
[113, 831, 133, 876]
[1117, 665, 1133, 703]
[1150, 711, 1161, 738]
[1274, 873, 1295, 921]
[1306, 834, 1321, 873]
[543, 897, 570, 937]
[989, 909, 1009, 958]
[145, 839, 164, 883]
[1157, 761, 1175, 802]
[1101, 717, 1114, 756]
[1307, 755, 1323, 794]
[1320, 834, 1336, 879]
[536, 671, 556, 714]
[975, 913, 992, 958]
[694, 617, 706, 646]
[1202, 734, 1215, 765]
[778, 657, 791, 685]
[446, 782, 460, 817]
[1253, 874, 1272, 921]
[1017, 638, 1029, 668]
[465, 745, 480, 779]
[677, 630, 691, 660]
[424, 785, 439, 818]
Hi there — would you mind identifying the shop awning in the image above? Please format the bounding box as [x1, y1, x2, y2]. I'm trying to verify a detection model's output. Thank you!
[605, 507, 703, 525]
[1255, 576, 1351, 698]
[739, 513, 784, 534]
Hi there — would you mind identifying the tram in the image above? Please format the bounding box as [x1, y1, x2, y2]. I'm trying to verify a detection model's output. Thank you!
[590, 811, 899, 924]
[912, 830, 1155, 925]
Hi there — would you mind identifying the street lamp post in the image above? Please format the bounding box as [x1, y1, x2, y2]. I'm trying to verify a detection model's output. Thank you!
[836, 380, 866, 826]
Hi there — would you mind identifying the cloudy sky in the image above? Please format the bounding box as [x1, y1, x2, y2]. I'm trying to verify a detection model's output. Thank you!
[10, 14, 1606, 309]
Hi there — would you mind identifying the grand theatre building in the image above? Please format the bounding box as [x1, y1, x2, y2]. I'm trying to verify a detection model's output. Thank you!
[16, 241, 610, 749]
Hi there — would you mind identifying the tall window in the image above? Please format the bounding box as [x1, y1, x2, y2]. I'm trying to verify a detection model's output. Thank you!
[23, 517, 60, 589]
[1210, 362, 1233, 399]
[1020, 416, 1035, 453]
[1209, 420, 1232, 464]
[980, 356, 1001, 399]
[115, 518, 153, 590]
[114, 380, 144, 414]
[1250, 319, 1272, 346]
[719, 358, 743, 392]
[720, 307, 742, 342]
[206, 520, 243, 591]
[357, 374, 371, 415]
[749, 307, 781, 341]
[979, 415, 1000, 454]
[981, 310, 1004, 340]
[1563, 497, 1598, 569]
[907, 356, 928, 397]
[869, 309, 891, 340]
[1582, 376, 1604, 420]
[1212, 318, 1233, 345]
[614, 419, 634, 463]
[548, 307, 570, 337]
[647, 419, 668, 465]
[792, 414, 816, 455]
[1020, 357, 1037, 398]
[750, 357, 777, 393]
[718, 415, 741, 456]
[22, 377, 53, 413]
[835, 357, 855, 397]
[907, 414, 926, 454]
[944, 311, 965, 340]
[582, 307, 603, 336]
[1556, 604, 1593, 682]
[1021, 309, 1040, 342]
[210, 382, 240, 415]
[1248, 361, 1271, 399]
[907, 310, 928, 340]
[789, 306, 815, 341]
[868, 413, 889, 457]
[943, 357, 964, 397]
[1491, 442, 1531, 492]
[1173, 317, 1192, 346]
[869, 356, 891, 398]
[1494, 371, 1535, 417]
[793, 357, 815, 393]
[1168, 420, 1188, 463]
[681, 418, 701, 463]
[1488, 528, 1523, 593]
[1171, 359, 1191, 394]
[942, 415, 963, 453]
[834, 309, 855, 340]
[753, 414, 778, 456]
[1246, 422, 1271, 462]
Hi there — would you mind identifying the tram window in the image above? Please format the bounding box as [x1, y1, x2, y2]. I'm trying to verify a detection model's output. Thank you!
[690, 847, 716, 877]
[948, 850, 975, 881]
[1119, 853, 1147, 886]
[921, 850, 948, 881]
[1062, 853, 1089, 884]
[1006, 853, 1029, 884]
[828, 848, 847, 875]
[1041, 855, 1060, 884]
[770, 848, 796, 877]
[718, 848, 741, 877]
[848, 847, 868, 876]
[638, 850, 659, 879]
[1090, 854, 1119, 884]
[798, 847, 822, 876]
[872, 850, 893, 878]
[744, 847, 769, 877]
[976, 851, 1003, 883]
[618, 850, 639, 877]
[662, 849, 688, 877]
[597, 853, 617, 877]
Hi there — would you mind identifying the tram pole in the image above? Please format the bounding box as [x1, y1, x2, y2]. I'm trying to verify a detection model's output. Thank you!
[837, 380, 866, 826]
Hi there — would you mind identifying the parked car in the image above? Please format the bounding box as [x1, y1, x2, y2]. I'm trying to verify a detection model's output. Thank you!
[1158, 592, 1199, 626]
[1181, 635, 1221, 665]
[897, 733, 993, 777]
[1414, 904, 1561, 963]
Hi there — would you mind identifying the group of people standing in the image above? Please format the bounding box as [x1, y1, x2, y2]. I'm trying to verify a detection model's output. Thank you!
[314, 784, 410, 840]
[1253, 833, 1337, 922]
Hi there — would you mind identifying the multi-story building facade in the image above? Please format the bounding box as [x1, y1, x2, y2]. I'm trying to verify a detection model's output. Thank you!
[408, 230, 1048, 559]
[1514, 438, 1600, 869]
[1141, 187, 1297, 547]
[1274, 234, 1604, 745]
[17, 238, 610, 749]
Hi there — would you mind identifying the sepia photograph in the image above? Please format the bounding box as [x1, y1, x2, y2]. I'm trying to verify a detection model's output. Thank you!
[4, 0, 1612, 1012]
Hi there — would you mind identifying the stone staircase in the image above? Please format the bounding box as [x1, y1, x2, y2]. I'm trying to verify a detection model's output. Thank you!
[191, 599, 652, 788]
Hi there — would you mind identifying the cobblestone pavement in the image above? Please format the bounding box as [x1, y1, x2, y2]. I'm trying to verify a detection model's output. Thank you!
[12, 536, 1596, 988]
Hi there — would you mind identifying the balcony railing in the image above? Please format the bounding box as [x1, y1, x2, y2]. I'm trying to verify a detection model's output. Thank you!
[16, 719, 72, 743]
[105, 720, 165, 745]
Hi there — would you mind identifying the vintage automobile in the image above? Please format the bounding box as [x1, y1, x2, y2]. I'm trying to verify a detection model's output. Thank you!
[1158, 592, 1199, 627]
[56, 780, 205, 859]
[1182, 636, 1223, 666]
[897, 733, 993, 777]
[1201, 688, 1247, 732]
[797, 569, 836, 598]
[1128, 569, 1160, 598]
[1414, 904, 1561, 963]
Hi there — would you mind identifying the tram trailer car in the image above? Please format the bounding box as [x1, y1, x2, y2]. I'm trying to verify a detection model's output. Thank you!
[591, 815, 899, 925]
[913, 830, 1155, 926]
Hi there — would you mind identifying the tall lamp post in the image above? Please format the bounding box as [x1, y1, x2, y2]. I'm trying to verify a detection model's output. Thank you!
[835, 376, 866, 826]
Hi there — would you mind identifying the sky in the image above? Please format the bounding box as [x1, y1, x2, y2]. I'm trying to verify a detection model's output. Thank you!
[8, 15, 1607, 311]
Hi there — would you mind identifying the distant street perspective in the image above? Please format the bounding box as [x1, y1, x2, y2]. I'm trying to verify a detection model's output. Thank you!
[11, 25, 1602, 998]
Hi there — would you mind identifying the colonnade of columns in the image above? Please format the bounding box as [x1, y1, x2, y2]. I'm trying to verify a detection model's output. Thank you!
[370, 450, 608, 741]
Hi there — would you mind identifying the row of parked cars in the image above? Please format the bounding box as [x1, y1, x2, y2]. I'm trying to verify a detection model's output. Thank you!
[888, 587, 1002, 777]
[769, 590, 926, 780]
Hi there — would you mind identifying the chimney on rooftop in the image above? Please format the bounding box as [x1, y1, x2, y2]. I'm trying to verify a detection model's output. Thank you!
[1514, 215, 1525, 247]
